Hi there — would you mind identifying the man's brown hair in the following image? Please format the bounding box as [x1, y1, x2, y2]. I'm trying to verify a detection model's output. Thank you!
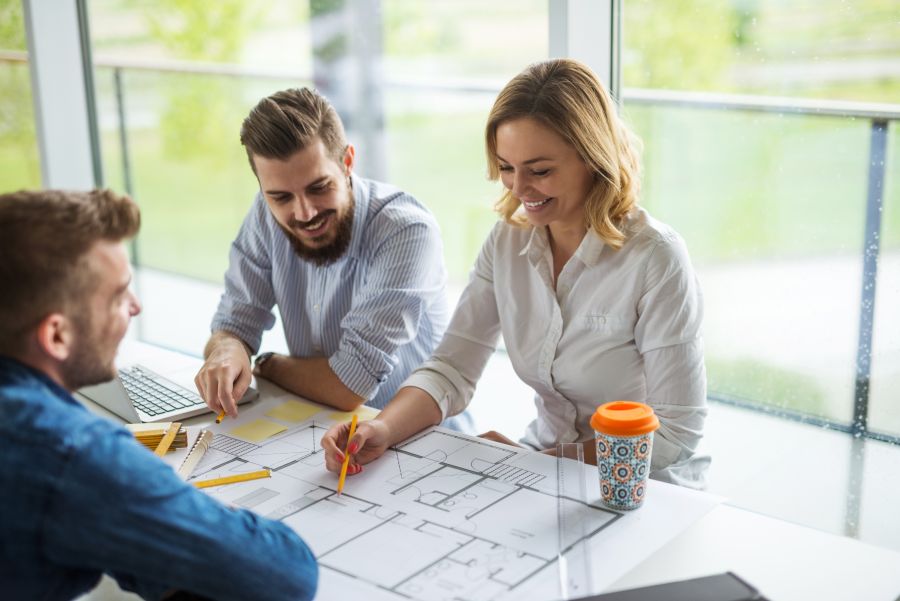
[240, 87, 348, 171]
[0, 189, 140, 355]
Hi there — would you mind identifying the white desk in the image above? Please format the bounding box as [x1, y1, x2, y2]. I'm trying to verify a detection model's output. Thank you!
[609, 504, 900, 600]
[77, 341, 900, 601]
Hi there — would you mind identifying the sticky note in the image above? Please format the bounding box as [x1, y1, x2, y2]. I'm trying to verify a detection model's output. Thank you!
[229, 419, 287, 443]
[265, 400, 321, 423]
[328, 405, 379, 423]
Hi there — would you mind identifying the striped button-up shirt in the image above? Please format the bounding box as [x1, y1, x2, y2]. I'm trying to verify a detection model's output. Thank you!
[212, 174, 449, 409]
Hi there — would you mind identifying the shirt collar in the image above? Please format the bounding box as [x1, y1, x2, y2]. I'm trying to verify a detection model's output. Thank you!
[573, 229, 606, 267]
[518, 225, 607, 267]
[518, 225, 549, 266]
[346, 172, 368, 260]
[0, 355, 75, 401]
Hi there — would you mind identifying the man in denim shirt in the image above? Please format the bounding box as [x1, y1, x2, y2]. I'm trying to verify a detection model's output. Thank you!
[0, 190, 318, 601]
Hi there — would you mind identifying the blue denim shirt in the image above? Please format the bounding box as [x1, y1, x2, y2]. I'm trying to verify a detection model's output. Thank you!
[0, 356, 318, 601]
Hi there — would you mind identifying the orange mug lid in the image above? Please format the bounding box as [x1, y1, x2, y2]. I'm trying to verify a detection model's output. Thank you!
[590, 401, 659, 436]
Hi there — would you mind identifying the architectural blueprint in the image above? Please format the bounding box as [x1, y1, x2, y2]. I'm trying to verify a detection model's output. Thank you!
[196, 395, 720, 600]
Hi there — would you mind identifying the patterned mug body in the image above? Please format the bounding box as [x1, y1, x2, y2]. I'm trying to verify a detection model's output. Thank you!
[595, 431, 653, 510]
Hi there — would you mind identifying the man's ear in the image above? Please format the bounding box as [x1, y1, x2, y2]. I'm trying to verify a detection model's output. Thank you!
[34, 313, 74, 362]
[342, 144, 356, 175]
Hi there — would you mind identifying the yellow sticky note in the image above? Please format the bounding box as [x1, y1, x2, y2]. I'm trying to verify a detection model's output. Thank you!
[265, 400, 321, 423]
[328, 405, 379, 423]
[229, 419, 287, 443]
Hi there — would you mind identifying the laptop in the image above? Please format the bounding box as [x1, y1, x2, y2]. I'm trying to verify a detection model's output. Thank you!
[78, 364, 258, 423]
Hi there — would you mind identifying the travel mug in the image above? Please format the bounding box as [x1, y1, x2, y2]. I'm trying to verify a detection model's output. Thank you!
[590, 400, 659, 510]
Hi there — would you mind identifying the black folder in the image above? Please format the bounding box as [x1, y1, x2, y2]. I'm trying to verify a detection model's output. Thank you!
[569, 571, 767, 601]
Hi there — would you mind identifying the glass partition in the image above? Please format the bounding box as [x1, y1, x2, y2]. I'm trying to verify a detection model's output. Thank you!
[0, 0, 41, 191]
[88, 0, 545, 284]
[623, 0, 900, 431]
[868, 124, 900, 436]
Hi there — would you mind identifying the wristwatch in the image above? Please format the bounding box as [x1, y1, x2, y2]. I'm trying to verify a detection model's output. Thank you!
[253, 351, 275, 374]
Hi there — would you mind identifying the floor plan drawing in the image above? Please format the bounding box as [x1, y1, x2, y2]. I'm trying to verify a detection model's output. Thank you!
[192, 397, 721, 600]
[195, 414, 620, 601]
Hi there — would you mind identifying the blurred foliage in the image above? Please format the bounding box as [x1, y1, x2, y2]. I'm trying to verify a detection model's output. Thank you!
[0, 0, 40, 192]
[124, 0, 263, 162]
[708, 357, 829, 417]
[0, 65, 40, 192]
[624, 0, 739, 90]
[380, 1, 545, 78]
[383, 2, 459, 57]
[131, 0, 262, 61]
[155, 76, 248, 165]
[0, 0, 26, 50]
[623, 0, 900, 102]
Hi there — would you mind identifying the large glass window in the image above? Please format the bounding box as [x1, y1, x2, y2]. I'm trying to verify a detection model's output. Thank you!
[0, 0, 41, 191]
[623, 0, 899, 433]
[88, 1, 545, 286]
[869, 126, 899, 436]
[380, 1, 546, 280]
[87, 0, 546, 354]
[90, 1, 301, 281]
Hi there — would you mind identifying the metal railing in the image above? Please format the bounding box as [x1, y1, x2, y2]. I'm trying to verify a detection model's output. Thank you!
[625, 87, 899, 445]
[3, 50, 898, 448]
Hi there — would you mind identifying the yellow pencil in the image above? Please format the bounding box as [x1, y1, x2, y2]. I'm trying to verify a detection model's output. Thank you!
[153, 422, 182, 457]
[336, 414, 359, 496]
[193, 469, 271, 489]
[215, 409, 225, 424]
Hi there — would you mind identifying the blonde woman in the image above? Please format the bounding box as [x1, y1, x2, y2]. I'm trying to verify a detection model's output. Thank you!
[322, 58, 709, 488]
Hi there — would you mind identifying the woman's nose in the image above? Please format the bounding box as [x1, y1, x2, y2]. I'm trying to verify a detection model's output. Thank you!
[510, 171, 529, 198]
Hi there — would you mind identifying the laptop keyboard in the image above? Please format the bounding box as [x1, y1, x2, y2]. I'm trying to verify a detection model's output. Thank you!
[119, 366, 205, 417]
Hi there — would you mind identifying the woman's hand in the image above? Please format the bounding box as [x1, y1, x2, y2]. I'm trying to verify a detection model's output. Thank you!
[320, 418, 393, 475]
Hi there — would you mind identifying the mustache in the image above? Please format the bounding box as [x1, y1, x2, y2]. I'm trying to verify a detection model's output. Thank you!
[289, 210, 336, 229]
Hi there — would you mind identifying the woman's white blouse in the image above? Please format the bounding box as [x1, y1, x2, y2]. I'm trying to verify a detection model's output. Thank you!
[402, 208, 710, 488]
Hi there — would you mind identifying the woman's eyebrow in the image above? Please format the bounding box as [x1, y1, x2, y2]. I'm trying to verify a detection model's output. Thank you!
[496, 155, 553, 165]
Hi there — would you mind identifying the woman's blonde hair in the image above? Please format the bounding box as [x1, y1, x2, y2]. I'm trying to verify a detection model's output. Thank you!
[485, 58, 642, 249]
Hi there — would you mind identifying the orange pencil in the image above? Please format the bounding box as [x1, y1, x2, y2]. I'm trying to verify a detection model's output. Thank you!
[336, 414, 359, 496]
[215, 409, 225, 424]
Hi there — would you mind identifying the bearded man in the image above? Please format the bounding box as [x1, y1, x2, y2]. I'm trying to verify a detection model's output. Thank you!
[195, 87, 454, 423]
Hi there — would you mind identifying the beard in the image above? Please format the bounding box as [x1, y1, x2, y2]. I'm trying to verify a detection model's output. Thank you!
[278, 199, 355, 266]
[59, 311, 118, 391]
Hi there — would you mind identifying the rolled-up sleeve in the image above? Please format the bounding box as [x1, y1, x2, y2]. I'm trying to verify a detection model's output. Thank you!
[210, 194, 278, 353]
[403, 224, 503, 418]
[635, 236, 710, 488]
[329, 214, 447, 400]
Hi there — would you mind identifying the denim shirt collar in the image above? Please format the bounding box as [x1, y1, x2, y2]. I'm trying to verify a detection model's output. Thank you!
[0, 355, 81, 409]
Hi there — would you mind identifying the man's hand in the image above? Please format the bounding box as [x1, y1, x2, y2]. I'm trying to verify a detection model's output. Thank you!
[195, 333, 252, 418]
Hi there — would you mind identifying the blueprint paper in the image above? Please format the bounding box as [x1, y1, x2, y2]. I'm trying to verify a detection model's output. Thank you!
[198, 396, 721, 599]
